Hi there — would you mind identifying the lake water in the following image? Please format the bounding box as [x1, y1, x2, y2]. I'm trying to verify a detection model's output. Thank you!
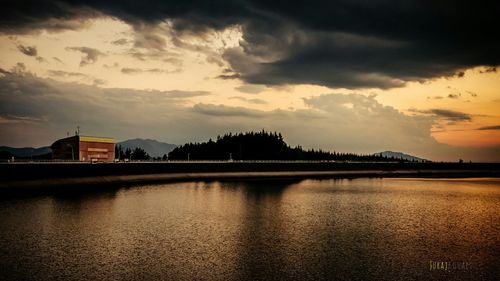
[0, 178, 499, 281]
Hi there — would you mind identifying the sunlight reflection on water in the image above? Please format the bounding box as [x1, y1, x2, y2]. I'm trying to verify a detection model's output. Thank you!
[0, 178, 499, 281]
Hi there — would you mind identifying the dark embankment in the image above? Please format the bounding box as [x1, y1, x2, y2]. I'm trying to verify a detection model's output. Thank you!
[1, 162, 499, 194]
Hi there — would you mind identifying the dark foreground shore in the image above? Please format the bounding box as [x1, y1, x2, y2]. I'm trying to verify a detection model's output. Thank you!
[1, 161, 499, 194]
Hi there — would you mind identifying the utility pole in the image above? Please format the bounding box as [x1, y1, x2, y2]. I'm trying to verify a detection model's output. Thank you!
[187, 153, 190, 161]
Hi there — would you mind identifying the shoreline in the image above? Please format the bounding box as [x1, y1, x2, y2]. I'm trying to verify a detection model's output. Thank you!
[1, 162, 499, 194]
[1, 169, 499, 193]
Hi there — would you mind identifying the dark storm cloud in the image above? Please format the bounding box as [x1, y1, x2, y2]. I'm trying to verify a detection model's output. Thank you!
[0, 71, 498, 161]
[1, 1, 500, 89]
[410, 108, 472, 122]
[0, 1, 96, 34]
[429, 109, 472, 121]
[477, 125, 500, 131]
[17, 44, 37, 56]
[132, 24, 168, 51]
[0, 0, 249, 34]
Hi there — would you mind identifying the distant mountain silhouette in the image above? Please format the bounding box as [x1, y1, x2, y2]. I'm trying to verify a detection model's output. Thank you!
[0, 146, 52, 158]
[373, 151, 429, 162]
[117, 139, 177, 158]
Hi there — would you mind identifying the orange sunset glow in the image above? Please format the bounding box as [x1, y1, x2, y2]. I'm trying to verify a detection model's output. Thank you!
[0, 2, 499, 162]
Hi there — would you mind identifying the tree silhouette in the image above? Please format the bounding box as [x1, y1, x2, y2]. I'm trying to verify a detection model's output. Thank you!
[131, 147, 150, 160]
[168, 130, 392, 161]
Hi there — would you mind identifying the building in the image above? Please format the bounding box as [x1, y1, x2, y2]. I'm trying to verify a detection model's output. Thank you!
[51, 135, 115, 161]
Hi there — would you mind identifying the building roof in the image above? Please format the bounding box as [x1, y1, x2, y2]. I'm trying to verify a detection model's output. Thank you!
[51, 135, 115, 147]
[79, 136, 115, 143]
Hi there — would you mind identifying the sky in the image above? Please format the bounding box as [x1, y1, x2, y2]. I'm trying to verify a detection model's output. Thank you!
[0, 0, 499, 161]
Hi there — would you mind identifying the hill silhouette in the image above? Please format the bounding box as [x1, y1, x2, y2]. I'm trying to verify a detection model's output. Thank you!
[169, 130, 390, 161]
[0, 146, 52, 160]
[117, 139, 177, 158]
[374, 151, 428, 162]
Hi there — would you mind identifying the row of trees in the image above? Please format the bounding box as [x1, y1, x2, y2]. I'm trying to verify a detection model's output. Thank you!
[168, 130, 395, 161]
[115, 145, 150, 160]
[114, 131, 428, 162]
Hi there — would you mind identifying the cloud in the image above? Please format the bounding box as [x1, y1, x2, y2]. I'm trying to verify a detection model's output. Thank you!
[448, 93, 460, 99]
[410, 108, 472, 122]
[0, 2, 96, 35]
[0, 70, 498, 161]
[235, 84, 266, 94]
[169, 36, 226, 66]
[477, 125, 500, 131]
[121, 67, 180, 74]
[0, 114, 46, 124]
[0, 71, 212, 146]
[47, 69, 105, 85]
[223, 28, 409, 89]
[17, 44, 37, 56]
[427, 109, 472, 122]
[480, 66, 497, 73]
[229, 96, 267, 104]
[192, 104, 266, 118]
[132, 23, 167, 51]
[121, 68, 146, 74]
[216, 73, 241, 80]
[52, 57, 64, 64]
[467, 91, 478, 98]
[111, 38, 130, 45]
[164, 90, 210, 98]
[2, 1, 498, 89]
[47, 70, 89, 78]
[11, 62, 27, 74]
[428, 96, 443, 100]
[127, 48, 182, 68]
[65, 46, 105, 66]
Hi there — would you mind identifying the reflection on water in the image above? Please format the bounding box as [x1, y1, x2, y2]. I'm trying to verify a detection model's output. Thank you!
[0, 178, 499, 281]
